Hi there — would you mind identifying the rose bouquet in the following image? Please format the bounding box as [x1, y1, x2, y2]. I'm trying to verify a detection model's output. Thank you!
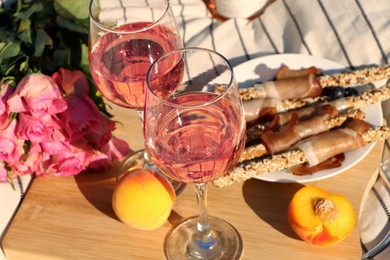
[0, 0, 130, 185]
[0, 68, 130, 184]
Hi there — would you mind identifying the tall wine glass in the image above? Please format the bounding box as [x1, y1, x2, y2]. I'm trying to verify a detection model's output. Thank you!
[144, 47, 246, 259]
[88, 0, 183, 185]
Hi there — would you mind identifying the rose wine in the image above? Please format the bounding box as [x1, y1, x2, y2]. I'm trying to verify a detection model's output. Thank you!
[145, 93, 246, 183]
[89, 22, 182, 109]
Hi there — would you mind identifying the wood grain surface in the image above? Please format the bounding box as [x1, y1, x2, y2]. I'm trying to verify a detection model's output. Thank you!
[2, 103, 383, 260]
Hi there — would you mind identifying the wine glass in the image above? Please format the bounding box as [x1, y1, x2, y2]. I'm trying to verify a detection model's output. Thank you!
[144, 47, 246, 259]
[88, 0, 184, 188]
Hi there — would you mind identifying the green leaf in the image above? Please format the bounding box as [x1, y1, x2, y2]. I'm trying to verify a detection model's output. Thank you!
[56, 16, 88, 34]
[0, 28, 9, 41]
[54, 0, 90, 20]
[53, 48, 69, 66]
[14, 2, 44, 20]
[34, 28, 53, 57]
[7, 170, 15, 191]
[0, 42, 21, 59]
[34, 16, 53, 29]
[17, 19, 32, 44]
[79, 42, 89, 70]
[5, 63, 16, 74]
[17, 18, 31, 33]
[19, 56, 29, 73]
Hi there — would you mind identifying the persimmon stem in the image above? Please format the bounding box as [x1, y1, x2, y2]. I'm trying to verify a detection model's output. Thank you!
[314, 198, 338, 224]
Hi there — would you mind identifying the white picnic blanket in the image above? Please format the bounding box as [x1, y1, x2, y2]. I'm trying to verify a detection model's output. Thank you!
[1, 0, 389, 259]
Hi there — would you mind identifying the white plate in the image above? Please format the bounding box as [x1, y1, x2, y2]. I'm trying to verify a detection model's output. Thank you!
[234, 53, 383, 183]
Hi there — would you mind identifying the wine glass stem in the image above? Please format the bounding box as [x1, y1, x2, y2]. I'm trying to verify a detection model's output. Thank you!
[194, 183, 211, 237]
[188, 182, 222, 259]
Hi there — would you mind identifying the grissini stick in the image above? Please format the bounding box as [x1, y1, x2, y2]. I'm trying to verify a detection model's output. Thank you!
[319, 65, 390, 87]
[246, 83, 390, 133]
[213, 123, 390, 188]
[237, 65, 390, 100]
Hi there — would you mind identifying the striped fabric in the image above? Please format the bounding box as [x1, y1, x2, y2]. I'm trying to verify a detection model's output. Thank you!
[1, 0, 389, 259]
[171, 0, 389, 68]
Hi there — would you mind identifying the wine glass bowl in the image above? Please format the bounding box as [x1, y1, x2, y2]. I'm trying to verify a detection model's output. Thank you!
[145, 48, 246, 259]
[88, 0, 182, 109]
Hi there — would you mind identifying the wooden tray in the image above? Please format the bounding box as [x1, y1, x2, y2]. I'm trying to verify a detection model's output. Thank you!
[2, 105, 383, 260]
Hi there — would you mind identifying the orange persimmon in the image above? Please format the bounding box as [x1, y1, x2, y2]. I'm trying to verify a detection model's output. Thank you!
[112, 169, 175, 230]
[287, 186, 355, 247]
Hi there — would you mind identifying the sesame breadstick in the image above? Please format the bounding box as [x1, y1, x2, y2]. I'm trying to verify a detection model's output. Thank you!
[245, 83, 390, 140]
[319, 65, 390, 87]
[234, 65, 390, 101]
[213, 126, 390, 188]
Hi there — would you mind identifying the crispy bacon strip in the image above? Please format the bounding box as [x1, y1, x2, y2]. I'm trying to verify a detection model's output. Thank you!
[261, 106, 337, 154]
[248, 103, 338, 131]
[243, 98, 282, 122]
[242, 109, 365, 161]
[290, 154, 345, 176]
[275, 65, 322, 80]
[297, 119, 370, 166]
[252, 74, 323, 99]
[289, 119, 370, 175]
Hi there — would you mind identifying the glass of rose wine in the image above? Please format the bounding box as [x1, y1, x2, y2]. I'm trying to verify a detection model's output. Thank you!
[144, 47, 246, 259]
[88, 0, 184, 187]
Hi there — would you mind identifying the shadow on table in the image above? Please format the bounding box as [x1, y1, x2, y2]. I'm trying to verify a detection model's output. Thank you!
[74, 165, 120, 220]
[241, 178, 304, 240]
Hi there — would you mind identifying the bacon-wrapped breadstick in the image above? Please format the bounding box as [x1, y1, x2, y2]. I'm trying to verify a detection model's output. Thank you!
[249, 74, 322, 100]
[242, 109, 365, 161]
[213, 119, 390, 188]
[238, 65, 390, 101]
[246, 83, 390, 127]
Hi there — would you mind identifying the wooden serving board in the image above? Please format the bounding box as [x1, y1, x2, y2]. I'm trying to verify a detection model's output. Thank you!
[2, 104, 383, 260]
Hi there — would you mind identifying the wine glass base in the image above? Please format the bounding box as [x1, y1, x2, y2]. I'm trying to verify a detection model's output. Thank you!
[164, 216, 243, 260]
[119, 150, 187, 196]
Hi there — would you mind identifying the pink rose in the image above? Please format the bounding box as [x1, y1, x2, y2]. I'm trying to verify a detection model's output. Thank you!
[84, 151, 111, 170]
[85, 113, 116, 147]
[0, 120, 24, 164]
[0, 82, 14, 130]
[58, 94, 102, 142]
[0, 99, 11, 130]
[88, 137, 130, 170]
[36, 154, 85, 177]
[101, 137, 130, 162]
[10, 152, 41, 177]
[36, 145, 95, 176]
[0, 162, 8, 180]
[7, 74, 67, 117]
[40, 129, 71, 155]
[52, 68, 89, 95]
[17, 114, 61, 143]
[43, 155, 86, 177]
